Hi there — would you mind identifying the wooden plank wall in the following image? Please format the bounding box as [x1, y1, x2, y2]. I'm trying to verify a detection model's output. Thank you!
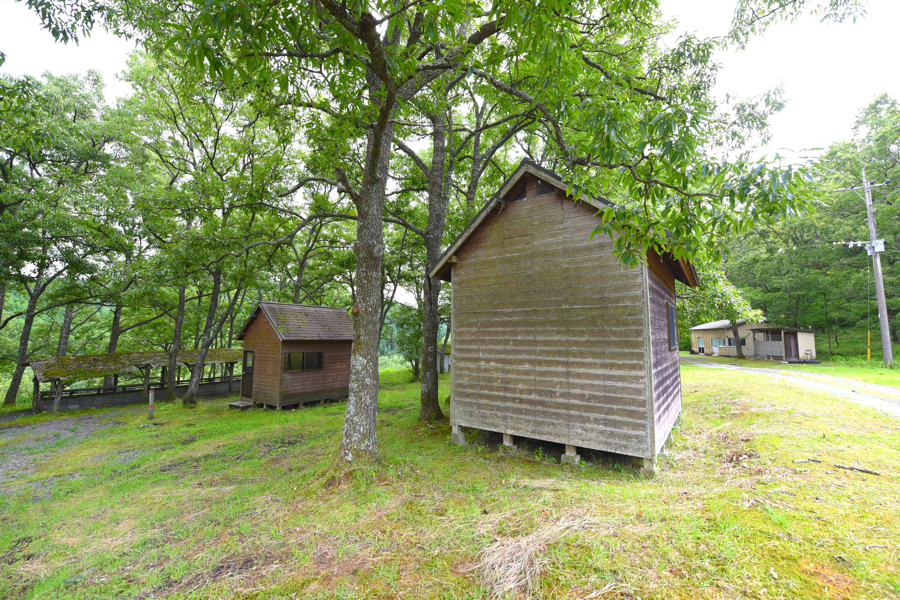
[279, 340, 351, 406]
[450, 178, 653, 458]
[647, 263, 681, 455]
[241, 314, 282, 405]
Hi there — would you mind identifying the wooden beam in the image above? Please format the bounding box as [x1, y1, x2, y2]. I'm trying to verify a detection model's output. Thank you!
[141, 366, 151, 405]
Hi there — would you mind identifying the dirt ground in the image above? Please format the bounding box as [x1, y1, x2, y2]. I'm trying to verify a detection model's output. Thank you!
[0, 411, 126, 489]
[681, 355, 900, 418]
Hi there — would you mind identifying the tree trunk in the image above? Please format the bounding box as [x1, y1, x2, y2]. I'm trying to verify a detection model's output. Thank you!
[51, 380, 64, 414]
[167, 286, 187, 401]
[292, 261, 307, 304]
[0, 281, 6, 327]
[338, 102, 394, 465]
[4, 276, 43, 406]
[183, 274, 221, 405]
[57, 304, 75, 357]
[437, 319, 450, 375]
[823, 292, 833, 356]
[193, 291, 203, 349]
[102, 305, 123, 388]
[420, 110, 449, 421]
[731, 321, 745, 359]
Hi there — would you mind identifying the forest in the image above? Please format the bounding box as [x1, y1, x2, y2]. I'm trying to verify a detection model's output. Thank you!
[0, 0, 885, 463]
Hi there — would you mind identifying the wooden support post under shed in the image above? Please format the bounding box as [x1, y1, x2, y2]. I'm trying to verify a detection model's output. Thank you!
[502, 433, 516, 451]
[141, 366, 151, 405]
[450, 424, 466, 447]
[561, 444, 580, 465]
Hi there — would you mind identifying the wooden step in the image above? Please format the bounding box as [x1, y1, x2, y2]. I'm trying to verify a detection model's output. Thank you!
[228, 400, 255, 411]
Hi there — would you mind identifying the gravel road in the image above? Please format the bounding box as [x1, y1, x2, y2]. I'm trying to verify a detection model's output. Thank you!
[681, 355, 900, 419]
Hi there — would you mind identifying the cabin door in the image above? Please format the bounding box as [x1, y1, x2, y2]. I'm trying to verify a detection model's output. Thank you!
[241, 351, 255, 398]
[784, 332, 799, 360]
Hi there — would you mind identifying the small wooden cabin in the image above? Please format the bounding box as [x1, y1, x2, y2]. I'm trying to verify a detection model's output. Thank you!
[428, 160, 700, 471]
[236, 302, 353, 408]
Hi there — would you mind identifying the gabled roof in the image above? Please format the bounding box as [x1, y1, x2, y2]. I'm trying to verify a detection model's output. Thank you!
[236, 302, 353, 342]
[427, 159, 699, 287]
[29, 349, 243, 384]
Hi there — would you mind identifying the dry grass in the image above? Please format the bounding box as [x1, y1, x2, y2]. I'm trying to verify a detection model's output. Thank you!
[473, 516, 603, 598]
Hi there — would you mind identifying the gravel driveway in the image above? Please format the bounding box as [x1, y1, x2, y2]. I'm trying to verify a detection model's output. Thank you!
[681, 355, 900, 419]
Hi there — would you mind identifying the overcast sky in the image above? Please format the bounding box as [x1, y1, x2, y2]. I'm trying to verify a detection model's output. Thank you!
[1, 0, 898, 159]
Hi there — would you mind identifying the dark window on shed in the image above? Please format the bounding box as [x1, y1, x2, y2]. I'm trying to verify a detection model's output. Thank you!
[667, 303, 678, 351]
[284, 352, 324, 373]
[536, 178, 556, 196]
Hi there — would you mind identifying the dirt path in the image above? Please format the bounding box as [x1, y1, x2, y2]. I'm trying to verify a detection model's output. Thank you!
[681, 355, 900, 419]
[0, 413, 126, 488]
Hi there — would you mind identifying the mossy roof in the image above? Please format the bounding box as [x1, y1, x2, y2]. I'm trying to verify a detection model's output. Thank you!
[236, 302, 353, 342]
[29, 349, 243, 384]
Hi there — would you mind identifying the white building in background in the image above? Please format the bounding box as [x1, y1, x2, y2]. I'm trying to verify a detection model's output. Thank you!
[690, 319, 816, 361]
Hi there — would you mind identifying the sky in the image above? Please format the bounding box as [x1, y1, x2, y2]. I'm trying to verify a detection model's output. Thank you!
[1, 0, 898, 158]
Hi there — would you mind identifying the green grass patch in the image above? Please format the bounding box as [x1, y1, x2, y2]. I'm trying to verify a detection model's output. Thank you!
[0, 369, 898, 599]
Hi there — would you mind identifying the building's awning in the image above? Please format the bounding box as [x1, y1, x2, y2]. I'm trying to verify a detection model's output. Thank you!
[29, 349, 243, 384]
[749, 326, 815, 334]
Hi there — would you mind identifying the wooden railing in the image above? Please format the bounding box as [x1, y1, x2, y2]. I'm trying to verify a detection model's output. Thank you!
[38, 374, 241, 400]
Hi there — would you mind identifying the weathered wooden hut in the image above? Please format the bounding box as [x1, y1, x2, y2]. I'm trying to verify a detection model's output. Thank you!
[236, 302, 353, 408]
[428, 160, 699, 471]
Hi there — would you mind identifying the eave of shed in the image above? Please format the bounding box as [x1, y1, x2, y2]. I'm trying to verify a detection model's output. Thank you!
[428, 159, 699, 288]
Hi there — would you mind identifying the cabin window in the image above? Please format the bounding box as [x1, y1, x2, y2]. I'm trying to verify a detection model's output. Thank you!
[667, 302, 678, 351]
[283, 351, 324, 373]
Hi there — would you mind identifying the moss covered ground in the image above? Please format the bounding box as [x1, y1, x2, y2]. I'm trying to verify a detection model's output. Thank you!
[0, 367, 898, 599]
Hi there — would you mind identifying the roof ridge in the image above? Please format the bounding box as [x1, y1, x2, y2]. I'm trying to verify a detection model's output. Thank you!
[259, 301, 346, 309]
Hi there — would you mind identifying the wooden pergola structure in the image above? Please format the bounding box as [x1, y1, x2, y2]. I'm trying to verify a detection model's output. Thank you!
[29, 349, 243, 413]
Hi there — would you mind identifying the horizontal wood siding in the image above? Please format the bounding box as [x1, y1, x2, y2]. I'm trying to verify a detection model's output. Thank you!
[451, 187, 652, 458]
[241, 314, 282, 405]
[647, 266, 681, 455]
[279, 340, 351, 406]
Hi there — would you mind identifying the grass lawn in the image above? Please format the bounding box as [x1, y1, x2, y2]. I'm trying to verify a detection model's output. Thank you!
[1, 367, 899, 599]
[681, 351, 900, 389]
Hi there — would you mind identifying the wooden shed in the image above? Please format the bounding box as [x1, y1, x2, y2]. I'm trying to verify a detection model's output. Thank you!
[236, 302, 353, 408]
[428, 160, 699, 471]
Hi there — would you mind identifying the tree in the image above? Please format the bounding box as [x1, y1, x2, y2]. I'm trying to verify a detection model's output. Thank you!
[391, 303, 424, 381]
[0, 73, 124, 405]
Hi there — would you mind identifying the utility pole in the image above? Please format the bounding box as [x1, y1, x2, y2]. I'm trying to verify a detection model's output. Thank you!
[863, 168, 893, 367]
